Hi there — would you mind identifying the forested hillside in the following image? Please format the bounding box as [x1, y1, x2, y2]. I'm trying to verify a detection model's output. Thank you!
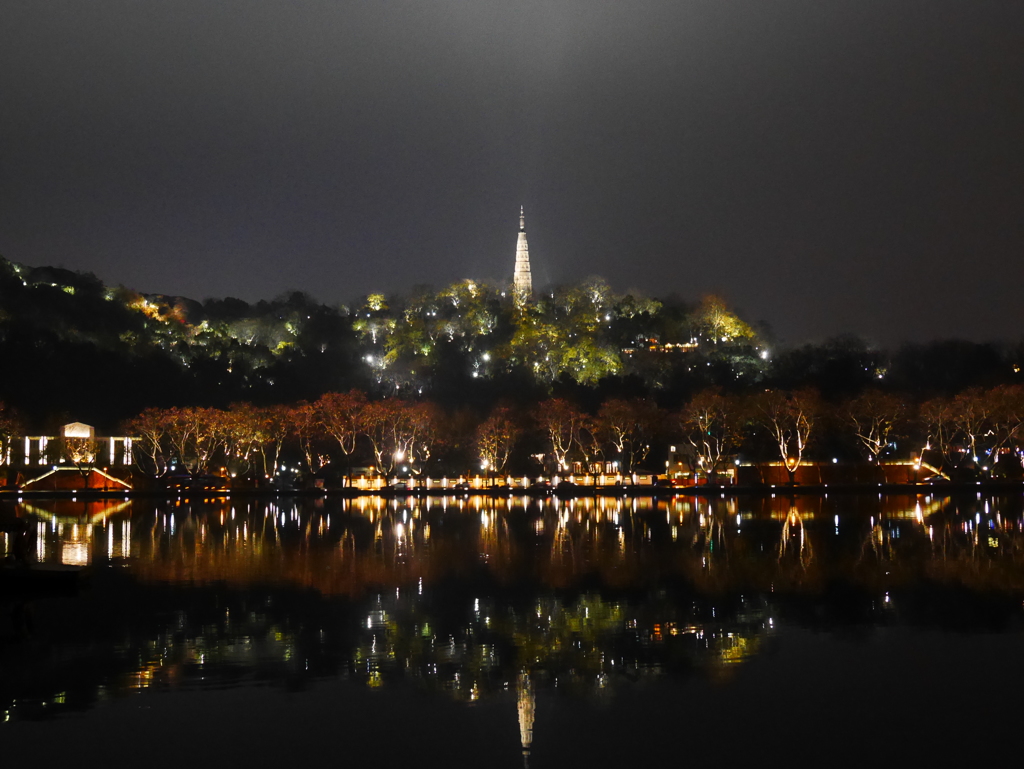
[1, 254, 1020, 437]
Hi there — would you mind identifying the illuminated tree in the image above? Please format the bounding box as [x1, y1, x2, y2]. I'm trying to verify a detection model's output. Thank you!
[257, 405, 291, 477]
[752, 389, 819, 484]
[352, 315, 396, 346]
[352, 293, 397, 355]
[692, 294, 756, 345]
[359, 399, 437, 476]
[919, 396, 960, 473]
[928, 385, 1024, 476]
[506, 282, 622, 386]
[364, 293, 388, 313]
[475, 406, 521, 475]
[922, 388, 1003, 474]
[0, 402, 24, 467]
[318, 390, 369, 465]
[504, 302, 558, 381]
[558, 338, 622, 386]
[985, 385, 1024, 474]
[436, 279, 500, 340]
[62, 436, 98, 467]
[677, 389, 745, 482]
[123, 407, 171, 477]
[162, 406, 227, 475]
[290, 401, 329, 473]
[534, 399, 587, 473]
[221, 404, 263, 476]
[222, 403, 291, 478]
[844, 390, 907, 461]
[575, 414, 605, 476]
[597, 398, 660, 474]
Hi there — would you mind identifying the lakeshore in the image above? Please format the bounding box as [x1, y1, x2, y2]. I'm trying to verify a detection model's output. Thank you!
[4, 476, 1024, 501]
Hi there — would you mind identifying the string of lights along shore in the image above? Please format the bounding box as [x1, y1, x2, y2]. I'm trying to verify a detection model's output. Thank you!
[513, 206, 533, 304]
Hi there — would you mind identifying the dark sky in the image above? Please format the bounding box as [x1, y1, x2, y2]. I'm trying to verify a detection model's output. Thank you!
[2, 1, 1022, 346]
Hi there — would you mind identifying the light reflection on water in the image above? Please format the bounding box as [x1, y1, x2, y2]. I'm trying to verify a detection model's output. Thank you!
[4, 493, 1024, 762]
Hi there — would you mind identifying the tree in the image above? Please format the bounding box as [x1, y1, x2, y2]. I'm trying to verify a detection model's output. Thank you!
[476, 406, 521, 476]
[407, 402, 441, 468]
[933, 385, 1024, 476]
[221, 403, 264, 477]
[506, 282, 622, 386]
[985, 385, 1024, 474]
[557, 338, 622, 386]
[318, 390, 368, 467]
[62, 435, 98, 469]
[677, 389, 745, 483]
[290, 401, 328, 473]
[753, 389, 819, 484]
[844, 390, 906, 461]
[0, 402, 24, 468]
[534, 399, 587, 474]
[359, 399, 437, 477]
[161, 407, 226, 475]
[123, 407, 171, 477]
[597, 398, 660, 474]
[692, 295, 756, 345]
[919, 396, 961, 473]
[575, 414, 604, 477]
[262, 405, 291, 477]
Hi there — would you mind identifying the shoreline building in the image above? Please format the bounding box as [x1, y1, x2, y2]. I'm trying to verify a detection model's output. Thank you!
[17, 422, 133, 469]
[2, 421, 135, 491]
[513, 206, 533, 304]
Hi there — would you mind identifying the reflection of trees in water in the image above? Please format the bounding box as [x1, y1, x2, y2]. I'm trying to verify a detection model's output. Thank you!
[10, 493, 1024, 723]
[344, 588, 769, 704]
[3, 496, 775, 723]
[13, 493, 1024, 598]
[779, 505, 813, 568]
[921, 497, 1024, 592]
[691, 497, 727, 571]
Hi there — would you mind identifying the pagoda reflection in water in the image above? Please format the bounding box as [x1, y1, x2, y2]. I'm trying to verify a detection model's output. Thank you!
[4, 491, 1024, 746]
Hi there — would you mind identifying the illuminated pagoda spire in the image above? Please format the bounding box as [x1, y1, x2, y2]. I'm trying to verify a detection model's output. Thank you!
[517, 671, 535, 767]
[513, 206, 533, 304]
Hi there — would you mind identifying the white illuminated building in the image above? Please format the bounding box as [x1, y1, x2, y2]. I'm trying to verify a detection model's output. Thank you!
[17, 422, 133, 467]
[513, 207, 533, 304]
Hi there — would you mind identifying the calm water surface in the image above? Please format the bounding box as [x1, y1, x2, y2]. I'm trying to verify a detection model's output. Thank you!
[3, 493, 1024, 766]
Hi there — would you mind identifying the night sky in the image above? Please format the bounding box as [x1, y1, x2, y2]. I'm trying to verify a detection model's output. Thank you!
[2, 1, 1022, 345]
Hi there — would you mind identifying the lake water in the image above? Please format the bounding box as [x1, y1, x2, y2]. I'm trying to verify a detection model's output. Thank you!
[3, 493, 1024, 766]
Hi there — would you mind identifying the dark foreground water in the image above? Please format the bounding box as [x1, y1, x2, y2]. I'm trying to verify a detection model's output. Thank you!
[3, 493, 1024, 766]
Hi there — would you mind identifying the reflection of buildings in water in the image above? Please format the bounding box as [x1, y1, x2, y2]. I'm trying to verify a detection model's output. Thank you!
[33, 493, 1024, 724]
[18, 493, 1024, 621]
[16, 493, 1024, 600]
[18, 500, 132, 566]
